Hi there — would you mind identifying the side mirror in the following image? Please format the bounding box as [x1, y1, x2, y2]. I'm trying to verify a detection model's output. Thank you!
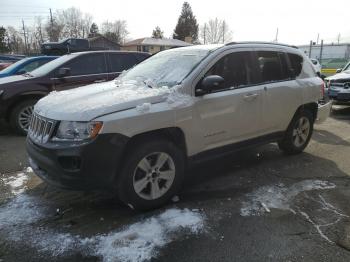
[57, 67, 70, 78]
[336, 68, 342, 73]
[196, 75, 225, 96]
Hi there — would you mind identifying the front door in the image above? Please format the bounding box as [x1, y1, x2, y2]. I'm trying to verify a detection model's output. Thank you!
[52, 53, 109, 91]
[193, 50, 263, 153]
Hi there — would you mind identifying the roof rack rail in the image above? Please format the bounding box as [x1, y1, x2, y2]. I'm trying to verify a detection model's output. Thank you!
[225, 41, 298, 49]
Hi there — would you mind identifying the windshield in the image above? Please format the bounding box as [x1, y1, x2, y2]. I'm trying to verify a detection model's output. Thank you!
[0, 58, 29, 74]
[344, 62, 350, 71]
[30, 54, 77, 77]
[120, 48, 210, 87]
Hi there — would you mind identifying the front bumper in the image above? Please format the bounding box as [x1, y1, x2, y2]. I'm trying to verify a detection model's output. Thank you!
[328, 87, 350, 101]
[316, 100, 332, 124]
[26, 133, 129, 190]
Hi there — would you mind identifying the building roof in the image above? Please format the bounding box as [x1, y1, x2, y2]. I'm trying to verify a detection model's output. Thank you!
[123, 37, 192, 47]
[88, 35, 120, 46]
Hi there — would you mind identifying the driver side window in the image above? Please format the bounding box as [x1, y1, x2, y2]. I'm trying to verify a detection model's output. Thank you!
[205, 51, 255, 91]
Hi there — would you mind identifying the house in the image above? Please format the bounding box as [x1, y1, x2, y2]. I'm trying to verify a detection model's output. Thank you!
[88, 36, 120, 50]
[122, 37, 192, 54]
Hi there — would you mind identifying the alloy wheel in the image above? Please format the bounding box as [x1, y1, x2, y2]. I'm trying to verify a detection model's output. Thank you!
[292, 116, 310, 147]
[18, 105, 34, 132]
[133, 152, 176, 200]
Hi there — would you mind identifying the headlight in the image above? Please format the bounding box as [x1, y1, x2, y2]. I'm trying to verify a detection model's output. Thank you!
[0, 90, 4, 96]
[52, 121, 103, 141]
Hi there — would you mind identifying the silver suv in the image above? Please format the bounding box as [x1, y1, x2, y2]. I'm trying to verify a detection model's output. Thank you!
[26, 42, 331, 210]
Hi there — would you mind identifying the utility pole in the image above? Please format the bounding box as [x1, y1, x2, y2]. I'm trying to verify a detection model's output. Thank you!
[22, 19, 28, 55]
[203, 23, 206, 44]
[222, 21, 225, 44]
[319, 39, 324, 64]
[337, 33, 341, 44]
[309, 40, 313, 58]
[316, 33, 319, 45]
[274, 28, 279, 43]
[49, 8, 54, 41]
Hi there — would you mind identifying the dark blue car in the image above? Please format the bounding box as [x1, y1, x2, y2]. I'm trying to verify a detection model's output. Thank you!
[0, 56, 58, 78]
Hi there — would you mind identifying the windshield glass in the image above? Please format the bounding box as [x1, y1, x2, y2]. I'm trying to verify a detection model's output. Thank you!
[0, 58, 29, 74]
[120, 48, 210, 88]
[344, 62, 350, 71]
[30, 54, 76, 77]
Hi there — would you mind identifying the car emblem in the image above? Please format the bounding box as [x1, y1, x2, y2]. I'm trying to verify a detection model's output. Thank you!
[344, 82, 350, 89]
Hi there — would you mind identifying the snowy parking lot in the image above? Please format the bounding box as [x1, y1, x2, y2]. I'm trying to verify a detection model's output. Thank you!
[1, 105, 350, 261]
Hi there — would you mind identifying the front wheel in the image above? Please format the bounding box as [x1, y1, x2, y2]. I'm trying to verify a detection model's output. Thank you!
[10, 99, 37, 135]
[278, 110, 314, 155]
[117, 139, 185, 211]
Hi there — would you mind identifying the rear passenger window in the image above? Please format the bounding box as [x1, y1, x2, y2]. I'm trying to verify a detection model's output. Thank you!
[256, 51, 290, 83]
[63, 54, 107, 76]
[287, 53, 303, 77]
[205, 52, 256, 90]
[109, 53, 138, 73]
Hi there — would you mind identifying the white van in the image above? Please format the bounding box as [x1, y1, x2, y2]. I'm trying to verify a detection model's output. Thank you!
[26, 42, 331, 210]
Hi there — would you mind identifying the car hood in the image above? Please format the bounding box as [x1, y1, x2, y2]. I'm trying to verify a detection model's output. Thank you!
[34, 80, 175, 121]
[326, 70, 350, 81]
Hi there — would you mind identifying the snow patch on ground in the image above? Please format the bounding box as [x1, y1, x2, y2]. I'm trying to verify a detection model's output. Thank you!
[0, 193, 205, 262]
[0, 194, 46, 229]
[1, 172, 29, 195]
[240, 180, 336, 216]
[94, 208, 204, 262]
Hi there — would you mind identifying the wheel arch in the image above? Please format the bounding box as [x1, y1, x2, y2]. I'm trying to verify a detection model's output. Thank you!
[124, 127, 188, 158]
[298, 102, 318, 121]
[5, 92, 46, 121]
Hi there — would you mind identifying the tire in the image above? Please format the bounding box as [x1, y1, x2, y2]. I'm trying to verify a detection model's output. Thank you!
[10, 99, 37, 135]
[278, 110, 314, 155]
[117, 138, 185, 211]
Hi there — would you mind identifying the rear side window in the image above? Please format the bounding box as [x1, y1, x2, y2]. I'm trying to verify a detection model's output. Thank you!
[287, 53, 303, 77]
[108, 53, 138, 73]
[62, 53, 107, 76]
[205, 51, 256, 90]
[256, 51, 290, 83]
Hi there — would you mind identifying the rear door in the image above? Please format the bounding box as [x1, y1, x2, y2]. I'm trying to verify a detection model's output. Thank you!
[107, 53, 139, 80]
[254, 49, 301, 133]
[52, 53, 109, 91]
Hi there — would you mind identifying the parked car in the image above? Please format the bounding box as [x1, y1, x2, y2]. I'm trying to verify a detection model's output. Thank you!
[325, 61, 350, 102]
[0, 56, 58, 78]
[0, 55, 25, 63]
[26, 42, 331, 211]
[310, 58, 322, 75]
[0, 62, 12, 71]
[41, 38, 104, 56]
[0, 51, 150, 134]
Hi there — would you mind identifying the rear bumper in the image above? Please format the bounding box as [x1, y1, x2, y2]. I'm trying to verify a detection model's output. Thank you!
[316, 100, 332, 124]
[26, 133, 129, 190]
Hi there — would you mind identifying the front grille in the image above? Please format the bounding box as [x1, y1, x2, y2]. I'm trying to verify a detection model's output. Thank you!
[28, 113, 57, 143]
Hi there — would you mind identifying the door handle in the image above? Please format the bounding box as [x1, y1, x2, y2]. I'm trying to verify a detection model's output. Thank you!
[94, 79, 106, 83]
[243, 93, 259, 101]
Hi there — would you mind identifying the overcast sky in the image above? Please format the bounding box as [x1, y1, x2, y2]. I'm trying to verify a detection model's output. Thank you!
[1, 0, 349, 45]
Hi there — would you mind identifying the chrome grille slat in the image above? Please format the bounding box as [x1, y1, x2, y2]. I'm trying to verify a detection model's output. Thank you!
[28, 113, 57, 143]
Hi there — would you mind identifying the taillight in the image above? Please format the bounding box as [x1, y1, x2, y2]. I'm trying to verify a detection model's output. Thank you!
[321, 81, 325, 98]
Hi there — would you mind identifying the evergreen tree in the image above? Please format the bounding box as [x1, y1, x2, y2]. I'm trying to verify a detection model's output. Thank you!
[152, 26, 164, 39]
[88, 23, 99, 37]
[0, 27, 9, 53]
[173, 2, 198, 42]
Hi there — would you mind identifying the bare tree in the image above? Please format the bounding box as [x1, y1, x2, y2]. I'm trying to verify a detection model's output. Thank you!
[45, 11, 64, 42]
[6, 26, 24, 53]
[200, 18, 232, 44]
[101, 20, 129, 44]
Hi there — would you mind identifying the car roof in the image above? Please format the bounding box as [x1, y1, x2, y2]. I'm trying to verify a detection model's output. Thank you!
[69, 50, 150, 56]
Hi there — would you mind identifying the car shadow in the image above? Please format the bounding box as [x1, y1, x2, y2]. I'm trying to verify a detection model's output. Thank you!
[312, 129, 350, 146]
[331, 105, 350, 121]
